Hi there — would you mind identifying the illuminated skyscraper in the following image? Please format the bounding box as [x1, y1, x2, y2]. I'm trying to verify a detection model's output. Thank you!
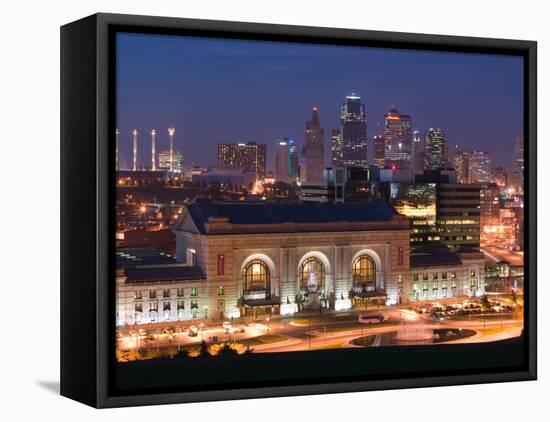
[491, 166, 508, 187]
[305, 107, 325, 183]
[510, 134, 524, 192]
[424, 128, 448, 170]
[384, 107, 412, 169]
[450, 145, 469, 184]
[217, 142, 267, 178]
[372, 134, 385, 169]
[275, 138, 299, 183]
[467, 151, 492, 183]
[411, 130, 423, 170]
[331, 128, 342, 166]
[340, 94, 367, 167]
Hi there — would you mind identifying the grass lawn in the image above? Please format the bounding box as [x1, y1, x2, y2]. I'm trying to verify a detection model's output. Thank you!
[292, 314, 357, 326]
[237, 335, 288, 347]
[449, 313, 512, 321]
[310, 341, 344, 350]
[323, 322, 398, 333]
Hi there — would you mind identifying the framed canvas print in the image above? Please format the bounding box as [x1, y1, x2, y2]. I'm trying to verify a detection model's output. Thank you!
[60, 13, 537, 408]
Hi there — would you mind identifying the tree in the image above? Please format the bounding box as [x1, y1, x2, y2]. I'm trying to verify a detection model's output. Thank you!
[175, 348, 191, 359]
[198, 340, 211, 358]
[217, 343, 239, 357]
[243, 345, 255, 354]
[480, 294, 492, 312]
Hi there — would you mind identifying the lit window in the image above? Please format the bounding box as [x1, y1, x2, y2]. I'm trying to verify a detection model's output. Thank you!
[217, 286, 225, 296]
[134, 290, 142, 300]
[149, 302, 158, 312]
[217, 254, 225, 276]
[451, 272, 457, 279]
[177, 300, 185, 310]
[243, 260, 271, 297]
[470, 270, 476, 277]
[177, 288, 184, 297]
[163, 301, 171, 311]
[301, 257, 326, 293]
[352, 255, 376, 291]
[190, 287, 198, 297]
[397, 275, 403, 284]
[190, 299, 199, 309]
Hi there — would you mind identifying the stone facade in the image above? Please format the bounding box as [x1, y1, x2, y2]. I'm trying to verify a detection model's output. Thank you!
[115, 203, 485, 326]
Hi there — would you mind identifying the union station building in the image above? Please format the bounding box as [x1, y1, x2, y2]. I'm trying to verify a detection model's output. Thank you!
[116, 202, 485, 326]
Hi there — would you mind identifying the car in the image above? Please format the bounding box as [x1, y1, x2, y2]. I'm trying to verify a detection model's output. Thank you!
[188, 325, 198, 337]
[222, 321, 232, 333]
[359, 313, 387, 324]
[233, 326, 245, 334]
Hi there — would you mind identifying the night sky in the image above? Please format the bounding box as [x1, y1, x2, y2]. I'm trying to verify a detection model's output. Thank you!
[116, 32, 524, 172]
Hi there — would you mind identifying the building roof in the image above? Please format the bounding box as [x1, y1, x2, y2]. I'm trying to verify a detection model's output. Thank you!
[116, 248, 178, 268]
[182, 201, 399, 235]
[124, 265, 206, 283]
[410, 244, 463, 268]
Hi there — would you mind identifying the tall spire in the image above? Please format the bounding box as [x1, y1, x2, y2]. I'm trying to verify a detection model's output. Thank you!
[311, 106, 319, 124]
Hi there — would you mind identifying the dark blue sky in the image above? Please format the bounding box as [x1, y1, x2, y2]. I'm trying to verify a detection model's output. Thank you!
[116, 32, 524, 172]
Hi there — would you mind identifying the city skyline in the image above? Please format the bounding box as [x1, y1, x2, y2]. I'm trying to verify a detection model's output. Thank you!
[116, 33, 523, 172]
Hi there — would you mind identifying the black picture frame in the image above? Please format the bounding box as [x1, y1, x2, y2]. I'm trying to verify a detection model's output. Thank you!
[61, 12, 537, 408]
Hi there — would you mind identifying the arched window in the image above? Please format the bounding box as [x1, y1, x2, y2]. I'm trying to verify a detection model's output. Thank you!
[300, 257, 325, 293]
[352, 255, 376, 292]
[243, 260, 270, 299]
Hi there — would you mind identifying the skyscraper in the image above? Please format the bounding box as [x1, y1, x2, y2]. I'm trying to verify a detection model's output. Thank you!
[450, 145, 469, 184]
[491, 167, 508, 187]
[304, 107, 325, 183]
[467, 151, 492, 184]
[424, 128, 448, 170]
[217, 142, 267, 179]
[411, 130, 423, 170]
[510, 134, 524, 192]
[372, 134, 385, 169]
[384, 107, 412, 169]
[275, 138, 299, 183]
[340, 94, 367, 167]
[331, 128, 342, 166]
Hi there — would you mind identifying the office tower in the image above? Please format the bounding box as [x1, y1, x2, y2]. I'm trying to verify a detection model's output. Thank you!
[480, 183, 501, 228]
[424, 128, 448, 170]
[450, 145, 469, 184]
[411, 130, 423, 170]
[168, 127, 175, 173]
[299, 146, 307, 182]
[510, 134, 524, 192]
[340, 94, 368, 167]
[159, 151, 184, 173]
[304, 107, 324, 183]
[217, 142, 267, 179]
[132, 129, 138, 171]
[151, 129, 157, 171]
[115, 128, 120, 171]
[384, 107, 412, 169]
[373, 134, 385, 169]
[491, 167, 508, 187]
[468, 151, 492, 183]
[331, 128, 342, 166]
[437, 183, 481, 250]
[275, 138, 299, 183]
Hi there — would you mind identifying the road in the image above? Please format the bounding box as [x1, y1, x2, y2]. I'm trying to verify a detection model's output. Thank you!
[482, 244, 524, 267]
[117, 307, 523, 356]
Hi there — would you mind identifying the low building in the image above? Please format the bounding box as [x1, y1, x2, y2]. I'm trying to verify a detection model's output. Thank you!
[115, 202, 485, 326]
